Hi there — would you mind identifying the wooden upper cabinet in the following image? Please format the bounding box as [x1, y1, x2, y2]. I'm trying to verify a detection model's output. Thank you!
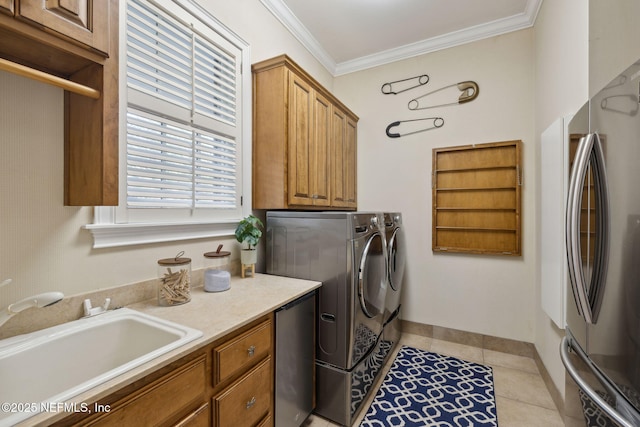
[331, 108, 357, 208]
[288, 73, 314, 206]
[285, 71, 332, 207]
[16, 0, 109, 56]
[0, 0, 118, 205]
[309, 88, 331, 207]
[252, 55, 358, 210]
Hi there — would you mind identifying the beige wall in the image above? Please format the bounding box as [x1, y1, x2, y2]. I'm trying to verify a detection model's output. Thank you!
[334, 29, 536, 343]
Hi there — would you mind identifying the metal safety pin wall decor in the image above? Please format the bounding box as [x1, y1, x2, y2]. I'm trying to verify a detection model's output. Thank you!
[381, 74, 429, 95]
[408, 81, 479, 110]
[385, 117, 444, 138]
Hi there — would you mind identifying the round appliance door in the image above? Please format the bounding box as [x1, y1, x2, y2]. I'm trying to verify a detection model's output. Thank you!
[387, 226, 406, 291]
[358, 232, 387, 318]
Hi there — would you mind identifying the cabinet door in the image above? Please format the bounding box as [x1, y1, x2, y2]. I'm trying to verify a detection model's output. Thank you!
[0, 0, 13, 15]
[344, 116, 358, 207]
[310, 90, 331, 206]
[331, 108, 357, 208]
[17, 0, 109, 55]
[288, 73, 314, 206]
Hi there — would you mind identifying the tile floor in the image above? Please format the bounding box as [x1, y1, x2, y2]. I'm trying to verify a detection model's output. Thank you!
[304, 332, 564, 427]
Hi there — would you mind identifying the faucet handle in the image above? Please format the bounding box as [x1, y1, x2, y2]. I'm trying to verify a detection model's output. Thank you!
[0, 279, 12, 289]
[83, 298, 111, 317]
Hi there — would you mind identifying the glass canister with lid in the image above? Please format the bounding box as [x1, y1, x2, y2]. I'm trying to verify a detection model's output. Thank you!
[157, 252, 192, 306]
[203, 244, 231, 292]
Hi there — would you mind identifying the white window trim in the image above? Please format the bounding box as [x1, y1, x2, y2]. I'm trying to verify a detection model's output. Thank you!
[85, 0, 252, 249]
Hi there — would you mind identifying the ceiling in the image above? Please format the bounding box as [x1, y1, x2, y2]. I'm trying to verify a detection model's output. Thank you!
[260, 0, 542, 76]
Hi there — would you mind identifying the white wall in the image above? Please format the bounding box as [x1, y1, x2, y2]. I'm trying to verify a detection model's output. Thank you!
[334, 30, 536, 342]
[0, 0, 326, 308]
[589, 0, 640, 96]
[533, 0, 588, 397]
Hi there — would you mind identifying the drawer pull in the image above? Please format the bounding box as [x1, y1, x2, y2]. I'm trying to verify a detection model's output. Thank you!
[247, 345, 256, 357]
[246, 397, 256, 409]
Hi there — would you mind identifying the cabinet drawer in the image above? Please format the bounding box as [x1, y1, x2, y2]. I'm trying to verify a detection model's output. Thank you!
[174, 402, 210, 427]
[213, 358, 272, 427]
[214, 319, 272, 384]
[256, 414, 273, 427]
[89, 355, 206, 426]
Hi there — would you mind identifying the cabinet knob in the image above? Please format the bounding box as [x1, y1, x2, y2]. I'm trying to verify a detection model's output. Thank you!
[247, 345, 256, 357]
[246, 397, 256, 409]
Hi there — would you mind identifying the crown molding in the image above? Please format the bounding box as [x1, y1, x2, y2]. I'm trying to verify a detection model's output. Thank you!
[260, 0, 337, 74]
[261, 0, 542, 77]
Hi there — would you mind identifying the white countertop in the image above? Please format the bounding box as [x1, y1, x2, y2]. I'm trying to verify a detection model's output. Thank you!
[24, 273, 320, 426]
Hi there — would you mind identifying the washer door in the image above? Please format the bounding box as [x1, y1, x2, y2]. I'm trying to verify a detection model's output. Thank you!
[358, 232, 387, 318]
[388, 226, 406, 291]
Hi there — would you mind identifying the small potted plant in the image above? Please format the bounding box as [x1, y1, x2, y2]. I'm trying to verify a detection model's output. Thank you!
[235, 214, 263, 268]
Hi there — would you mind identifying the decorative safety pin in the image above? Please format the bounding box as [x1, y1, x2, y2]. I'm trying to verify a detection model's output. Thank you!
[385, 117, 444, 138]
[381, 74, 429, 95]
[408, 81, 479, 110]
[600, 94, 639, 116]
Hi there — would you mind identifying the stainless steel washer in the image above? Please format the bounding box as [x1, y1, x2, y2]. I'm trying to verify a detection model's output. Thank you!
[267, 211, 390, 426]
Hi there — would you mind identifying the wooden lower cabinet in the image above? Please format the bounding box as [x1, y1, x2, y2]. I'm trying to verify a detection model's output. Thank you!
[57, 314, 274, 427]
[213, 358, 272, 427]
[175, 403, 211, 427]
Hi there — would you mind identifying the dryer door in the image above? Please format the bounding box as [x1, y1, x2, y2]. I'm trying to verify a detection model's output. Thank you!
[358, 231, 387, 318]
[388, 226, 406, 291]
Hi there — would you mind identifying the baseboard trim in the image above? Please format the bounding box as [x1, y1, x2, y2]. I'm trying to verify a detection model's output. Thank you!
[400, 319, 564, 415]
[401, 320, 535, 357]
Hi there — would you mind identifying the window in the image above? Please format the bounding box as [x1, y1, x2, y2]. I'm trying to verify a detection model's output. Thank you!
[87, 0, 251, 248]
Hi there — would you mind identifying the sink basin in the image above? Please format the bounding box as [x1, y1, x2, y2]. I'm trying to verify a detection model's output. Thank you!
[0, 308, 202, 426]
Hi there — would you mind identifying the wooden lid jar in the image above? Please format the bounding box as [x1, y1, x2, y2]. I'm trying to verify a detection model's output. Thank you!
[204, 245, 231, 292]
[157, 252, 191, 306]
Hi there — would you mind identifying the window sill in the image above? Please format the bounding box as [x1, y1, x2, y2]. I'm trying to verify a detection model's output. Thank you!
[84, 221, 237, 249]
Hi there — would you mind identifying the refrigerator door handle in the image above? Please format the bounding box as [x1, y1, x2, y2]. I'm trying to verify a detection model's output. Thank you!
[565, 132, 610, 324]
[561, 336, 635, 427]
[588, 132, 610, 323]
[566, 134, 595, 322]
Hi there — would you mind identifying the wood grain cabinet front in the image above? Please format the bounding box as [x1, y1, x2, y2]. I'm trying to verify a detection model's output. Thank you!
[214, 318, 272, 385]
[86, 355, 207, 426]
[0, 0, 13, 15]
[252, 54, 358, 210]
[16, 0, 109, 55]
[213, 358, 272, 427]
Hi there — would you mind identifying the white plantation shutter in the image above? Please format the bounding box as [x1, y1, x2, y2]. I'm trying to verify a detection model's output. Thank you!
[125, 0, 241, 211]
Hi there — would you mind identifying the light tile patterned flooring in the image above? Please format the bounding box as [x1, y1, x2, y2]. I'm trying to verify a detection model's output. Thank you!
[304, 332, 564, 427]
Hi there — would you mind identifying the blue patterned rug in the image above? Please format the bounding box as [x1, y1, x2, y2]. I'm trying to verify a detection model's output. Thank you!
[360, 346, 497, 426]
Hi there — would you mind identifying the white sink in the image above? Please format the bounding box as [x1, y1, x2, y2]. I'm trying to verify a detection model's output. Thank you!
[0, 308, 202, 426]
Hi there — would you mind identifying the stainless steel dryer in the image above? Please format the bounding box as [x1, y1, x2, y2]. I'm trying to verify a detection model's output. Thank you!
[266, 211, 390, 426]
[382, 212, 406, 352]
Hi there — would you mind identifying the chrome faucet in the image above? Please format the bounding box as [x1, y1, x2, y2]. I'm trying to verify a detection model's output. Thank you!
[0, 284, 64, 328]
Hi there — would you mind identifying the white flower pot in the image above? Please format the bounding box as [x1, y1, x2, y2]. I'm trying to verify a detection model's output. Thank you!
[241, 249, 257, 265]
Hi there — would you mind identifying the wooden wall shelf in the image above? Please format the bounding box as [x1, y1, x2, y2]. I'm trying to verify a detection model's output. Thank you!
[432, 140, 522, 255]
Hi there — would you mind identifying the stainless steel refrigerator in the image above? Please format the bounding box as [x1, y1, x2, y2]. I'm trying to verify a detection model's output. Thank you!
[562, 59, 640, 426]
